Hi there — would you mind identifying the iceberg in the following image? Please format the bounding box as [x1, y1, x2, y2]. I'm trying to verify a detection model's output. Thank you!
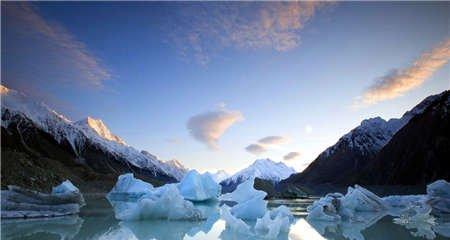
[427, 180, 450, 199]
[307, 185, 387, 222]
[254, 207, 293, 238]
[220, 178, 267, 219]
[219, 178, 266, 203]
[1, 180, 85, 219]
[219, 205, 251, 234]
[306, 193, 343, 221]
[108, 184, 203, 221]
[178, 170, 221, 202]
[427, 180, 450, 216]
[340, 185, 386, 212]
[107, 173, 154, 200]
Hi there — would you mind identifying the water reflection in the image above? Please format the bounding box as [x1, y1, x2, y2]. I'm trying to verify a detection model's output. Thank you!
[1, 197, 449, 240]
[1, 215, 83, 240]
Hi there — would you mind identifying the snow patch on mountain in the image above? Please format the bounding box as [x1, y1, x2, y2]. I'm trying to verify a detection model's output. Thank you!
[323, 92, 445, 158]
[222, 159, 295, 186]
[205, 170, 230, 183]
[1, 84, 186, 180]
[75, 117, 126, 145]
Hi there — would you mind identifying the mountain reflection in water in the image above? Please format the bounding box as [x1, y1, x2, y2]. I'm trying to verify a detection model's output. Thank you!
[1, 196, 449, 240]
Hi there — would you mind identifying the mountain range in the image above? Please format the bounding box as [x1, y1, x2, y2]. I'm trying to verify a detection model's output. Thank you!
[220, 158, 295, 192]
[281, 90, 450, 190]
[2, 84, 448, 194]
[1, 85, 187, 192]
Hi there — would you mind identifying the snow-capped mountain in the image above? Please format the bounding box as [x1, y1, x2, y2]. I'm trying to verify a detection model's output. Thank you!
[282, 91, 447, 185]
[360, 90, 450, 185]
[221, 159, 295, 191]
[75, 117, 126, 145]
[1, 84, 186, 181]
[205, 170, 229, 183]
[323, 93, 443, 158]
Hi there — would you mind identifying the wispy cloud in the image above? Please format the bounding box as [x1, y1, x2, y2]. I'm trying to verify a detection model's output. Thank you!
[258, 136, 289, 145]
[187, 108, 243, 150]
[166, 2, 327, 64]
[245, 144, 267, 155]
[284, 152, 301, 161]
[245, 135, 290, 155]
[355, 38, 450, 107]
[3, 2, 111, 89]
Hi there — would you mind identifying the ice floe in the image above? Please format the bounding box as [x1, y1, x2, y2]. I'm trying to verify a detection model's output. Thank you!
[108, 183, 203, 221]
[107, 173, 154, 201]
[306, 180, 450, 240]
[177, 170, 221, 202]
[219, 178, 267, 220]
[1, 180, 85, 219]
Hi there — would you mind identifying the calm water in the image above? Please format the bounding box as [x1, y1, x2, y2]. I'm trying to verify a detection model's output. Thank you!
[1, 195, 449, 240]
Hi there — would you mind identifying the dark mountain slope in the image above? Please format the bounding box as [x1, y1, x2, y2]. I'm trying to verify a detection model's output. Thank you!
[280, 90, 449, 188]
[1, 110, 174, 193]
[359, 90, 450, 184]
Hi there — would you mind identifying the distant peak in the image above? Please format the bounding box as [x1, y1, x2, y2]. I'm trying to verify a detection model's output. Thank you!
[75, 116, 126, 145]
[0, 84, 10, 95]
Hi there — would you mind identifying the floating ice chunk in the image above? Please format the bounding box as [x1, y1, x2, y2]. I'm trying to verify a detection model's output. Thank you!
[177, 170, 221, 202]
[427, 180, 450, 199]
[341, 185, 386, 212]
[107, 173, 154, 200]
[230, 194, 267, 220]
[219, 178, 267, 220]
[1, 180, 85, 218]
[220, 205, 251, 234]
[109, 184, 203, 221]
[427, 180, 450, 216]
[52, 180, 78, 195]
[307, 193, 343, 221]
[219, 178, 266, 203]
[307, 185, 387, 223]
[270, 205, 295, 222]
[255, 210, 291, 239]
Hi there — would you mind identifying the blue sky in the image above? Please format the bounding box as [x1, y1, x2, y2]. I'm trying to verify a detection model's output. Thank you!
[2, 2, 449, 173]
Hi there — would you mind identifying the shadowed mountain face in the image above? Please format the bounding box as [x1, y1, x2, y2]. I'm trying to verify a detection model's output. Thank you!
[1, 109, 175, 193]
[359, 91, 450, 185]
[281, 90, 450, 188]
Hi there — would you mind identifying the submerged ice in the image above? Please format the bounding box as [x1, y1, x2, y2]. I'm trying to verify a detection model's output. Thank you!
[1, 180, 85, 219]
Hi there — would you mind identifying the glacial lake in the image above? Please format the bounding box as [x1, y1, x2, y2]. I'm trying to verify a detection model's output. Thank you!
[2, 195, 449, 240]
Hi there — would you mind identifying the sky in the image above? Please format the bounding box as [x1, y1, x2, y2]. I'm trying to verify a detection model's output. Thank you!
[2, 2, 449, 173]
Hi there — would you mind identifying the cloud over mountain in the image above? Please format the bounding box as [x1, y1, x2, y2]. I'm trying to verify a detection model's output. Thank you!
[283, 152, 301, 161]
[357, 38, 450, 106]
[245, 135, 290, 155]
[258, 136, 289, 145]
[187, 108, 243, 149]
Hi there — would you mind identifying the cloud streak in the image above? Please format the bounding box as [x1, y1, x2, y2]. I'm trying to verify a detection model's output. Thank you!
[167, 2, 326, 64]
[258, 136, 289, 145]
[357, 38, 450, 106]
[245, 144, 267, 155]
[284, 152, 301, 161]
[187, 108, 243, 150]
[3, 2, 111, 89]
[245, 135, 289, 155]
